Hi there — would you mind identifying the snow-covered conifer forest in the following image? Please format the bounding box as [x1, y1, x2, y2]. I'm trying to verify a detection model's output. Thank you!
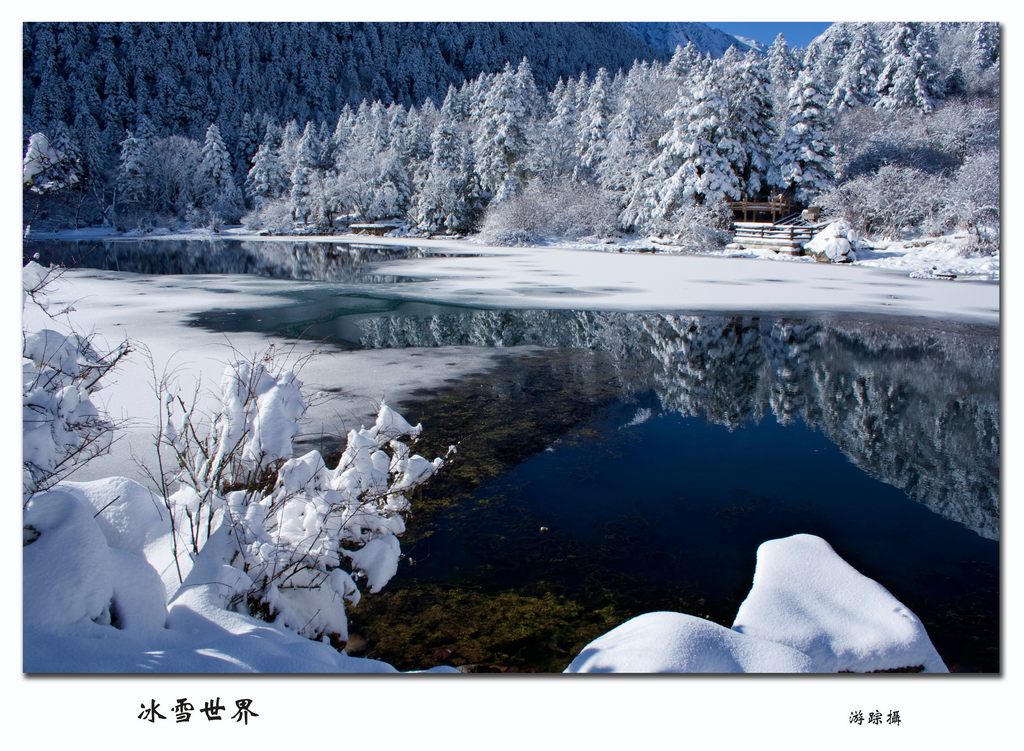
[23, 21, 999, 253]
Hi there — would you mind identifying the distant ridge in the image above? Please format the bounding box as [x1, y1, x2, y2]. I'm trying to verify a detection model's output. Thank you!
[621, 22, 752, 56]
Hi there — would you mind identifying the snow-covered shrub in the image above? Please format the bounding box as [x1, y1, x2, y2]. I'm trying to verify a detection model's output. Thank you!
[22, 262, 130, 501]
[943, 149, 999, 254]
[819, 164, 949, 239]
[477, 178, 620, 245]
[651, 200, 732, 251]
[153, 350, 451, 645]
[242, 197, 296, 234]
[23, 132, 80, 194]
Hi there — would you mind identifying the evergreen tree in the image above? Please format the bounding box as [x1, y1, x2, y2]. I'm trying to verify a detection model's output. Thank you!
[721, 50, 776, 197]
[412, 90, 480, 234]
[573, 68, 611, 184]
[115, 130, 148, 216]
[875, 23, 939, 113]
[529, 79, 578, 181]
[290, 122, 319, 225]
[972, 22, 999, 71]
[650, 75, 742, 220]
[198, 123, 242, 221]
[830, 25, 882, 110]
[766, 33, 798, 133]
[769, 51, 835, 204]
[472, 62, 531, 202]
[245, 142, 289, 204]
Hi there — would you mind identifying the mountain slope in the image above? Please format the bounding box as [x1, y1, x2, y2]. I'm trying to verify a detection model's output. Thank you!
[622, 22, 751, 56]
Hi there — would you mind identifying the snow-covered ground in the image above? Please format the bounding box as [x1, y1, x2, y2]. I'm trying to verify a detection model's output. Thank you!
[566, 536, 946, 674]
[315, 233, 997, 324]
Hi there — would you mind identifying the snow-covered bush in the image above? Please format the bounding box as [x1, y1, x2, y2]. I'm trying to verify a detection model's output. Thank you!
[152, 350, 451, 645]
[819, 164, 948, 239]
[242, 197, 297, 234]
[22, 262, 130, 501]
[477, 178, 620, 245]
[943, 149, 999, 254]
[651, 200, 732, 251]
[24, 261, 449, 656]
[805, 219, 866, 263]
[23, 132, 80, 194]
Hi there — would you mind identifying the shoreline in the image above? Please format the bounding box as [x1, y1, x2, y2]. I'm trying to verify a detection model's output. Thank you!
[24, 228, 1000, 326]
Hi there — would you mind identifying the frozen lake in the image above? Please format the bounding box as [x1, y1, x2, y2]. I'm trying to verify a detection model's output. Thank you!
[26, 238, 1000, 672]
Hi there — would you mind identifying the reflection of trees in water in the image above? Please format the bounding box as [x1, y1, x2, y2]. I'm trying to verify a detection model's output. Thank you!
[358, 310, 999, 539]
[24, 239, 439, 284]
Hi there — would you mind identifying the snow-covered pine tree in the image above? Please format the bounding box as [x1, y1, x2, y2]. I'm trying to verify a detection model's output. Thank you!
[472, 62, 531, 203]
[972, 22, 1000, 71]
[573, 68, 611, 184]
[115, 130, 148, 214]
[769, 50, 835, 204]
[290, 122, 318, 225]
[649, 74, 742, 223]
[600, 91, 646, 195]
[829, 25, 882, 110]
[766, 33, 798, 135]
[411, 88, 480, 234]
[875, 22, 939, 113]
[528, 79, 578, 181]
[767, 34, 798, 96]
[245, 142, 289, 205]
[197, 123, 242, 222]
[235, 112, 260, 182]
[717, 49, 776, 198]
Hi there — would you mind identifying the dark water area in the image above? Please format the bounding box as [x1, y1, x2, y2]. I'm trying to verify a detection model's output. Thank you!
[28, 239, 1001, 673]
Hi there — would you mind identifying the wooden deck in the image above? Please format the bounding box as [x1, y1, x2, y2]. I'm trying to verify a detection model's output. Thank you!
[726, 197, 792, 223]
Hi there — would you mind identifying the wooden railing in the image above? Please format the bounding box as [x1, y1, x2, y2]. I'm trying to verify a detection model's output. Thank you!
[726, 197, 792, 223]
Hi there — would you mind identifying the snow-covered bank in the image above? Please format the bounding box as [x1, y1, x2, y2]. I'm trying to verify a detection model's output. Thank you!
[27, 229, 999, 324]
[28, 223, 1001, 281]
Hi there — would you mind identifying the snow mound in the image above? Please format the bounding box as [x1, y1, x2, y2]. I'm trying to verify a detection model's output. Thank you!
[24, 490, 116, 632]
[61, 477, 166, 552]
[565, 534, 948, 673]
[732, 534, 947, 672]
[565, 612, 815, 673]
[805, 220, 862, 263]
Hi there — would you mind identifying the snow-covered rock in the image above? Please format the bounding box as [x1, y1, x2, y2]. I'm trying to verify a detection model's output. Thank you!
[565, 612, 815, 673]
[566, 534, 948, 673]
[805, 219, 863, 263]
[732, 534, 948, 672]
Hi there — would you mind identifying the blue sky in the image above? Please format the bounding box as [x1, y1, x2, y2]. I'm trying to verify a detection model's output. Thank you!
[708, 22, 833, 48]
